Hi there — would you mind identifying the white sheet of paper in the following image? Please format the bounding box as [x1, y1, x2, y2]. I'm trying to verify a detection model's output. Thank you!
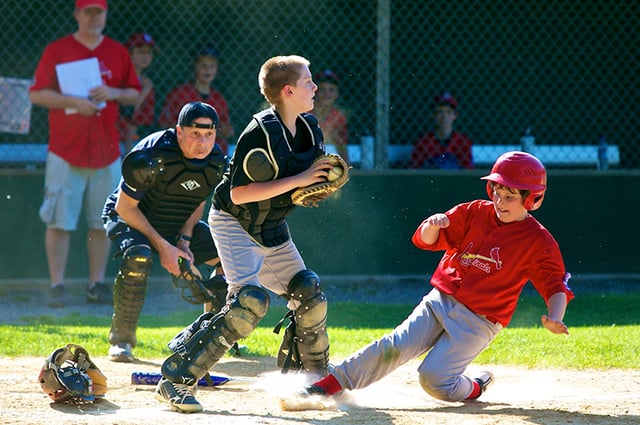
[55, 57, 106, 114]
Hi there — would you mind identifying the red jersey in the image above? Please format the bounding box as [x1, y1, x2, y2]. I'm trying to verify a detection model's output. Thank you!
[30, 35, 141, 168]
[313, 106, 348, 156]
[412, 200, 574, 327]
[158, 83, 231, 153]
[408, 130, 474, 169]
[117, 83, 156, 142]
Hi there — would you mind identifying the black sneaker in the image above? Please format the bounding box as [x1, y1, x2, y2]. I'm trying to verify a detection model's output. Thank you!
[302, 385, 328, 396]
[86, 282, 113, 304]
[155, 378, 202, 413]
[46, 284, 66, 308]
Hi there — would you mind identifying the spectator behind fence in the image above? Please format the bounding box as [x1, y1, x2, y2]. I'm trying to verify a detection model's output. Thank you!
[408, 92, 474, 169]
[311, 69, 349, 163]
[29, 0, 141, 308]
[158, 46, 234, 153]
[118, 32, 159, 154]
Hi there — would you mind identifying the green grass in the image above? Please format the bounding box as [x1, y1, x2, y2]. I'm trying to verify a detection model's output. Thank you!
[1, 293, 639, 369]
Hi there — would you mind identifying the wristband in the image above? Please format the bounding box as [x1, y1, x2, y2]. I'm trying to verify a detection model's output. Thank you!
[178, 234, 192, 242]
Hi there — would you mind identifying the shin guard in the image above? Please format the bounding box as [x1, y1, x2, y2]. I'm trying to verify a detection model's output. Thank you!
[277, 270, 329, 375]
[161, 285, 270, 385]
[108, 245, 152, 347]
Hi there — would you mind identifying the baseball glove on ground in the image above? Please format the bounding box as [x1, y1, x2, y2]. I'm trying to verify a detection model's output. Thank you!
[291, 154, 349, 207]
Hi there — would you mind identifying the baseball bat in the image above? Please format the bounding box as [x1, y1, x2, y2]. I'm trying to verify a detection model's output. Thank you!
[131, 371, 230, 387]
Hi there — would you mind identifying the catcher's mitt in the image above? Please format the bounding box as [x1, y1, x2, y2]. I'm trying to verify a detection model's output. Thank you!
[291, 154, 349, 207]
[172, 258, 227, 309]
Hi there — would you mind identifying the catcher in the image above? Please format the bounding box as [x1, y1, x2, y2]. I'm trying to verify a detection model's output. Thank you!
[102, 101, 228, 363]
[154, 55, 348, 413]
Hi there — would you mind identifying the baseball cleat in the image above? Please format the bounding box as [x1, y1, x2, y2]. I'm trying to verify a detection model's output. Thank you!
[155, 378, 202, 413]
[301, 384, 328, 396]
[473, 370, 495, 396]
[108, 343, 134, 362]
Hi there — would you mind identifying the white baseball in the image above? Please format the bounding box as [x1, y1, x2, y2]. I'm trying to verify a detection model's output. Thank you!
[327, 166, 343, 181]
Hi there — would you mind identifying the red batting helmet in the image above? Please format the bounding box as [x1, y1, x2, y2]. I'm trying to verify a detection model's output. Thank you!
[480, 151, 547, 211]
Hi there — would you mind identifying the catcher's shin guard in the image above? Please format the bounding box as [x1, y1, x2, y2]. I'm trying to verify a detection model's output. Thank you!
[108, 245, 152, 347]
[161, 285, 270, 386]
[276, 270, 329, 375]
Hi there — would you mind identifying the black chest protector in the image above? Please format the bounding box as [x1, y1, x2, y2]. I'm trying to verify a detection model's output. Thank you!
[137, 132, 227, 237]
[215, 110, 324, 247]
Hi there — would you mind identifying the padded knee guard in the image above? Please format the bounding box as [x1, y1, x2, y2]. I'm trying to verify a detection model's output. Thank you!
[161, 285, 270, 386]
[109, 245, 152, 347]
[277, 270, 329, 375]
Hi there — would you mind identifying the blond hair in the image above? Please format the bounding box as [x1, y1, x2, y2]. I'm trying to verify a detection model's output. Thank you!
[258, 55, 310, 106]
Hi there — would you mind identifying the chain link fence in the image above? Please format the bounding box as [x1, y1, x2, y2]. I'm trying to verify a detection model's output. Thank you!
[1, 0, 638, 169]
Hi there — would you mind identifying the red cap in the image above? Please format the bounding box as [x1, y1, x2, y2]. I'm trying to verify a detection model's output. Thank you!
[75, 0, 107, 10]
[433, 92, 458, 110]
[125, 33, 159, 52]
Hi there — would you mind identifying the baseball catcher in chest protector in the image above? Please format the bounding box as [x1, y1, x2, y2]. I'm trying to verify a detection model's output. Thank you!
[154, 55, 348, 414]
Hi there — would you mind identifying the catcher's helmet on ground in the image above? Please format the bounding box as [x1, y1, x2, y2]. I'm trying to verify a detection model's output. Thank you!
[481, 151, 547, 211]
[38, 343, 107, 403]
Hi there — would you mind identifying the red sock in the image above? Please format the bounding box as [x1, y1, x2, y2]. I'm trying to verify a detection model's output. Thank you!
[466, 380, 481, 400]
[312, 373, 342, 395]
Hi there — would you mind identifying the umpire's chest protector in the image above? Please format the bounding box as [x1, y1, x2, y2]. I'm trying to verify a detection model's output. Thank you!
[139, 134, 227, 235]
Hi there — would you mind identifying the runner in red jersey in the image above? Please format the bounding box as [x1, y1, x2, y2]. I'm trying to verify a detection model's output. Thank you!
[296, 151, 574, 405]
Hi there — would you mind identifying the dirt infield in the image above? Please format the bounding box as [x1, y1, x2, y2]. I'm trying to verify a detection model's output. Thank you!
[2, 354, 638, 425]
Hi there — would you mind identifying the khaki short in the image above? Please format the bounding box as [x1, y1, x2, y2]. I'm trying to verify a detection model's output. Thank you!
[39, 152, 121, 230]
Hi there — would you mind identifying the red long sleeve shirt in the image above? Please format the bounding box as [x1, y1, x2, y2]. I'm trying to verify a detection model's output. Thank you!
[408, 130, 474, 169]
[412, 200, 574, 327]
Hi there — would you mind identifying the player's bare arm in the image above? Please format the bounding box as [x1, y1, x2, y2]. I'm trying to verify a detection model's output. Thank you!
[419, 213, 450, 245]
[230, 159, 331, 205]
[174, 202, 206, 264]
[115, 191, 188, 276]
[541, 292, 569, 335]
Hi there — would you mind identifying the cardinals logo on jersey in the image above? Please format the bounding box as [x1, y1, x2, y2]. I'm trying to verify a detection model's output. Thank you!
[459, 243, 502, 273]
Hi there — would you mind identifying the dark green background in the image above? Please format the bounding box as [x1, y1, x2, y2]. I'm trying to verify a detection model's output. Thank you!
[1, 169, 636, 280]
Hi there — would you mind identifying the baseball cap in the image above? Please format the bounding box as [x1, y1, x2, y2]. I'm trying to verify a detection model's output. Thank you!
[315, 70, 340, 86]
[433, 92, 458, 110]
[125, 33, 159, 52]
[75, 0, 107, 10]
[195, 46, 220, 60]
[177, 102, 219, 129]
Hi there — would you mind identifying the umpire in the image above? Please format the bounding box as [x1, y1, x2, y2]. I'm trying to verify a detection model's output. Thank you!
[102, 101, 227, 362]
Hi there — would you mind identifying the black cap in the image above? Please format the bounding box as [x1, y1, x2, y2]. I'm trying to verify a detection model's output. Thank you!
[195, 46, 220, 59]
[314, 69, 339, 86]
[177, 101, 219, 129]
